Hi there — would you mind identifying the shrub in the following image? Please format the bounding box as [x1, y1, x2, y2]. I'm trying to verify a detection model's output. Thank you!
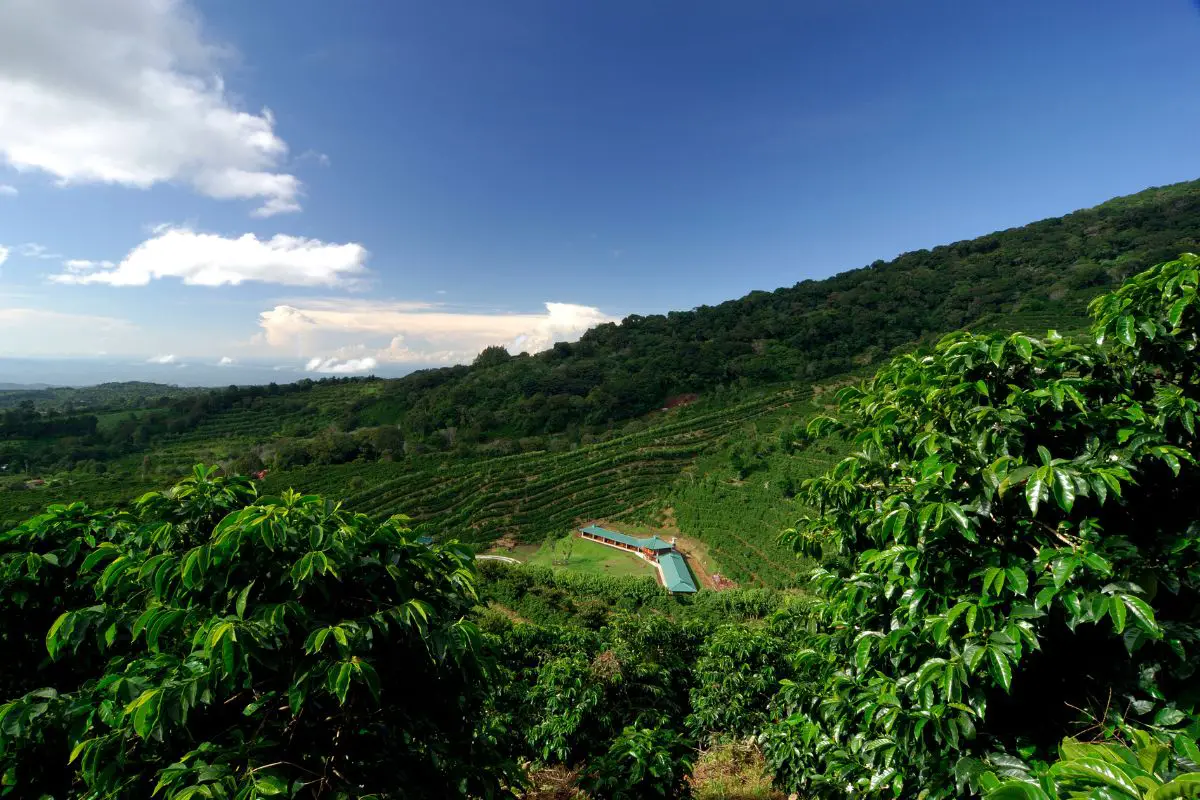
[0, 466, 518, 798]
[577, 725, 695, 800]
[767, 255, 1200, 797]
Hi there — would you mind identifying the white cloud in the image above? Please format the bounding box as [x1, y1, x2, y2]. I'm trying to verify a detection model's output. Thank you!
[0, 0, 303, 216]
[17, 243, 61, 260]
[0, 307, 138, 355]
[295, 149, 330, 167]
[147, 354, 176, 364]
[62, 258, 114, 273]
[0, 185, 16, 196]
[259, 299, 614, 365]
[0, 247, 7, 267]
[217, 355, 235, 366]
[51, 226, 369, 287]
[305, 356, 377, 374]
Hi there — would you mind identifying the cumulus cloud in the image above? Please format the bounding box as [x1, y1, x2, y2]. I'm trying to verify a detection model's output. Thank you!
[305, 356, 377, 374]
[0, 185, 16, 196]
[0, 0, 304, 216]
[0, 307, 138, 355]
[147, 354, 176, 364]
[260, 299, 614, 365]
[0, 247, 7, 267]
[217, 356, 235, 366]
[50, 226, 369, 287]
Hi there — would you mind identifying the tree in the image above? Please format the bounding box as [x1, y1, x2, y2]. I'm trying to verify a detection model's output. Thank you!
[764, 255, 1200, 797]
[473, 345, 512, 369]
[0, 466, 519, 798]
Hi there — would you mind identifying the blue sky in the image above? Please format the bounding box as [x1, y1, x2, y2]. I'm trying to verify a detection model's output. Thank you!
[1, 0, 1198, 385]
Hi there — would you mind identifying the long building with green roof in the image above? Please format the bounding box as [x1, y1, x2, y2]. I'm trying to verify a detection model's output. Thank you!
[577, 524, 698, 593]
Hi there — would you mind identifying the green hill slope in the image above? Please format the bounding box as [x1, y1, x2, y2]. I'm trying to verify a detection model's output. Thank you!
[353, 179, 1200, 443]
[4, 179, 1199, 574]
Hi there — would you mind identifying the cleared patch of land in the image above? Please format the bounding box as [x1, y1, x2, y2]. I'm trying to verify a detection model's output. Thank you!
[526, 535, 659, 579]
[594, 515, 727, 589]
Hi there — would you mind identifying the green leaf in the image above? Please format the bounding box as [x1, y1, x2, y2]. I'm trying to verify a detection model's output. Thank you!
[1006, 568, 1029, 596]
[1052, 470, 1076, 513]
[45, 611, 71, 659]
[235, 582, 253, 620]
[333, 663, 353, 705]
[1050, 757, 1140, 796]
[855, 636, 872, 673]
[984, 567, 1002, 596]
[1150, 773, 1200, 800]
[1123, 595, 1162, 637]
[986, 782, 1051, 800]
[253, 771, 289, 796]
[964, 643, 987, 673]
[945, 503, 970, 534]
[1011, 335, 1034, 361]
[1167, 297, 1188, 328]
[1052, 558, 1078, 589]
[221, 635, 236, 678]
[355, 661, 382, 703]
[68, 739, 90, 764]
[989, 339, 1005, 366]
[1117, 314, 1137, 347]
[1034, 584, 1058, 610]
[1026, 470, 1047, 516]
[989, 649, 1012, 693]
[1155, 707, 1186, 727]
[127, 689, 162, 739]
[1109, 595, 1127, 633]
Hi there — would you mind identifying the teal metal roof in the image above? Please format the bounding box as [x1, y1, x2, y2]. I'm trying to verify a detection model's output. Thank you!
[580, 524, 642, 549]
[657, 552, 698, 593]
[579, 525, 673, 551]
[640, 536, 674, 551]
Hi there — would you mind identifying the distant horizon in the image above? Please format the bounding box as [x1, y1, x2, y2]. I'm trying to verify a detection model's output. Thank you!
[0, 357, 422, 389]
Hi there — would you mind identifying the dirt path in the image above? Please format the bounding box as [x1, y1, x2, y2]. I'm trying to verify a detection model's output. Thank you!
[488, 603, 530, 624]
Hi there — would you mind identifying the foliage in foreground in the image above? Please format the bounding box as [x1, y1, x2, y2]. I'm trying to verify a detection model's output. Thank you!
[0, 465, 817, 798]
[983, 723, 1200, 799]
[0, 466, 515, 798]
[770, 255, 1200, 796]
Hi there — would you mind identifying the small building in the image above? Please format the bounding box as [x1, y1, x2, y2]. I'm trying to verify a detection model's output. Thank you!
[577, 524, 698, 593]
[579, 524, 673, 558]
[657, 552, 698, 593]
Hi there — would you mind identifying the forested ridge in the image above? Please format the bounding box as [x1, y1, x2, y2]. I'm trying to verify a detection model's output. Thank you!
[367, 178, 1200, 440]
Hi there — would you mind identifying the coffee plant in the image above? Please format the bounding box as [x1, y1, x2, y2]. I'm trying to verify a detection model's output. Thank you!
[769, 255, 1200, 797]
[0, 466, 518, 798]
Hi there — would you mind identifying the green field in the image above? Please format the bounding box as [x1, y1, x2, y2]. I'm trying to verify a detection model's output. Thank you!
[525, 535, 660, 579]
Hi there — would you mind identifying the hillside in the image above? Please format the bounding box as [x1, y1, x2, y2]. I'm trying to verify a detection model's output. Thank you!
[360, 178, 1200, 443]
[3, 179, 1199, 574]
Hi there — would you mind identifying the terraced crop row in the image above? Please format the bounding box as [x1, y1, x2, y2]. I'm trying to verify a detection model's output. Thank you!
[261, 388, 808, 547]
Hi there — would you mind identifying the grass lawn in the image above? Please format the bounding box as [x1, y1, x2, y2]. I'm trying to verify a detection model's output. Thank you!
[526, 535, 660, 580]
